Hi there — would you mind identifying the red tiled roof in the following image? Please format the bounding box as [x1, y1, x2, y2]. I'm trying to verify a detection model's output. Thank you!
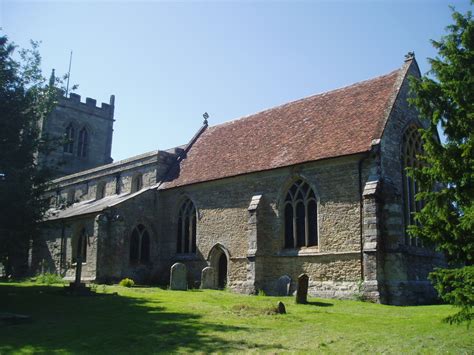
[162, 64, 407, 189]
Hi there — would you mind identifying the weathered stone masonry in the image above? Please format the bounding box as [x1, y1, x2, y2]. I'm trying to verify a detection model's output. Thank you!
[32, 55, 445, 305]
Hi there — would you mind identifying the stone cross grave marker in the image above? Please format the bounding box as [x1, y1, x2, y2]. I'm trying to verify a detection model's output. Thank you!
[276, 275, 291, 296]
[170, 262, 187, 290]
[295, 273, 309, 304]
[201, 266, 216, 289]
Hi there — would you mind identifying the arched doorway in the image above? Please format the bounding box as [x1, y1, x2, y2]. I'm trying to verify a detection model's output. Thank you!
[217, 253, 228, 289]
[208, 244, 230, 290]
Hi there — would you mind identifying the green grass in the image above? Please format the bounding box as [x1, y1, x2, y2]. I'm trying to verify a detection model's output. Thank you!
[0, 282, 472, 354]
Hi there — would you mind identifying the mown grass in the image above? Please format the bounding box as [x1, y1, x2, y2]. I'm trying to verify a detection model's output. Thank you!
[0, 282, 472, 354]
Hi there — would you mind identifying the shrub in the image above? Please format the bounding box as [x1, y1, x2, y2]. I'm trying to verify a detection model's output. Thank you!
[119, 278, 135, 288]
[34, 273, 65, 285]
[257, 289, 267, 297]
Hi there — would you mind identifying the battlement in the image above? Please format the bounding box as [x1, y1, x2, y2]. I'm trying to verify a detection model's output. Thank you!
[59, 93, 115, 120]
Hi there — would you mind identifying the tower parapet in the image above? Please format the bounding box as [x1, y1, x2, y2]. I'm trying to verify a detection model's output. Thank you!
[59, 93, 115, 121]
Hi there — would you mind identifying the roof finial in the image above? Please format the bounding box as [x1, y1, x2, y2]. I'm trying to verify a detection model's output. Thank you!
[203, 112, 209, 126]
[404, 51, 415, 61]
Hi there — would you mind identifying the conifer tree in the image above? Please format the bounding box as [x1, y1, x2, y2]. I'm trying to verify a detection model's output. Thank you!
[409, 4, 473, 325]
[0, 35, 60, 277]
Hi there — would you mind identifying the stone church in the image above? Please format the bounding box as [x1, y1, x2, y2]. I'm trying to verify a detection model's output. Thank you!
[32, 55, 444, 305]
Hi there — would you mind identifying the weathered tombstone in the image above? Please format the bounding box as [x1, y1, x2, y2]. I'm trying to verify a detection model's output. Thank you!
[276, 275, 292, 296]
[295, 273, 309, 304]
[170, 263, 187, 290]
[201, 266, 216, 289]
[277, 301, 286, 314]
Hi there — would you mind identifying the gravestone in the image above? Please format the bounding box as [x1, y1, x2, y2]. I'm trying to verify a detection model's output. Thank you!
[295, 273, 309, 304]
[201, 266, 216, 289]
[277, 301, 286, 314]
[170, 263, 187, 290]
[276, 275, 291, 296]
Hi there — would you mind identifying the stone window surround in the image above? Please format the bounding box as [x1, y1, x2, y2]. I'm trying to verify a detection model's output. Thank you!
[77, 126, 89, 158]
[129, 224, 151, 265]
[96, 181, 106, 200]
[176, 198, 197, 254]
[401, 124, 423, 247]
[283, 178, 319, 250]
[63, 122, 75, 154]
[131, 173, 143, 193]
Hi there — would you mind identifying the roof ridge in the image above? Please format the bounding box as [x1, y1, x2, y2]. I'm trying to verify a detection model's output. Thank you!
[206, 67, 402, 132]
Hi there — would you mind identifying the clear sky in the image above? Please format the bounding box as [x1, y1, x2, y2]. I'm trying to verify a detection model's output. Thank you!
[1, 0, 471, 160]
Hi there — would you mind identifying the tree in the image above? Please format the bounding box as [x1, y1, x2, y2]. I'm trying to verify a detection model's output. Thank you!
[0, 34, 60, 277]
[409, 4, 473, 326]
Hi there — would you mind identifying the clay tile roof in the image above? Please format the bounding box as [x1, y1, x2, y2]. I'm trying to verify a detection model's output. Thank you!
[162, 65, 406, 189]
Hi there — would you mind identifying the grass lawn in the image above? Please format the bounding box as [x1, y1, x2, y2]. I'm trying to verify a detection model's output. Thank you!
[0, 282, 472, 354]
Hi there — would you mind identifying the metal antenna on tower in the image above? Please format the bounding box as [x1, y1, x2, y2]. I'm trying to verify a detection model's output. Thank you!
[65, 51, 73, 97]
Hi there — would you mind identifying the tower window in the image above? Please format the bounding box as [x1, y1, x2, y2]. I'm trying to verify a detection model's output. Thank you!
[63, 123, 75, 153]
[77, 127, 89, 158]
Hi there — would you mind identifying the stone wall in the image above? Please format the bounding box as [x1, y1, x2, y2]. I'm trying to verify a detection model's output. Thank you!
[158, 153, 372, 299]
[377, 59, 445, 304]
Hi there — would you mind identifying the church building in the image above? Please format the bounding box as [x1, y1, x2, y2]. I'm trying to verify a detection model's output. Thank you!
[32, 55, 444, 305]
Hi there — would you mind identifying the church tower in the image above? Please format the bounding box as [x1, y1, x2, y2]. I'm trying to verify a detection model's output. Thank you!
[38, 92, 115, 178]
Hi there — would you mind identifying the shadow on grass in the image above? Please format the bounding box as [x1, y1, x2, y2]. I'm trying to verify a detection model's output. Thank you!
[0, 284, 281, 353]
[306, 300, 333, 307]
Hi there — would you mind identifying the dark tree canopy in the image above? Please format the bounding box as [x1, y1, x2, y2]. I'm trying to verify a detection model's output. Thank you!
[0, 35, 61, 277]
[409, 4, 473, 325]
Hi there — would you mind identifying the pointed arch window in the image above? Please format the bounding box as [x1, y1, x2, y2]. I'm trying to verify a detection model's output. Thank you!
[177, 199, 197, 254]
[284, 179, 318, 249]
[402, 125, 423, 246]
[63, 123, 75, 153]
[77, 127, 89, 158]
[129, 224, 150, 264]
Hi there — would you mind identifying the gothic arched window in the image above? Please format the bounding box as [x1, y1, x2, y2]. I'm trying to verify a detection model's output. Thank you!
[402, 125, 423, 246]
[63, 123, 75, 153]
[77, 127, 89, 158]
[284, 179, 318, 249]
[131, 173, 143, 193]
[129, 224, 151, 264]
[177, 199, 197, 254]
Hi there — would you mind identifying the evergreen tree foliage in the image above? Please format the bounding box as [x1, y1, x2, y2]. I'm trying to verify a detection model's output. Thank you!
[0, 35, 60, 277]
[408, 4, 473, 325]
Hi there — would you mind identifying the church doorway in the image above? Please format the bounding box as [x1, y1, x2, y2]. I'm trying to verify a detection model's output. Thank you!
[217, 253, 228, 289]
[208, 243, 230, 290]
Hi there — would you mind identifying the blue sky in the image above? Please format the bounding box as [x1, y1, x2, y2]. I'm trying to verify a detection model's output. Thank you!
[1, 1, 470, 160]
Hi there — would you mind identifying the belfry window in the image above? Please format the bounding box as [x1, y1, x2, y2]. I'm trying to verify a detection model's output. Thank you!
[63, 123, 75, 153]
[402, 125, 423, 246]
[284, 179, 318, 249]
[177, 199, 197, 254]
[129, 224, 150, 264]
[77, 127, 89, 158]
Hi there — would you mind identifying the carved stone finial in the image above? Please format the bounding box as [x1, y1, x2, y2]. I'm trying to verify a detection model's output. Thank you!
[405, 51, 415, 61]
[203, 112, 209, 125]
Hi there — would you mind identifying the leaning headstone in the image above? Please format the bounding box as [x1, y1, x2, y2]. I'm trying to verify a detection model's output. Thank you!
[276, 275, 292, 296]
[277, 301, 286, 314]
[201, 266, 216, 289]
[295, 273, 309, 304]
[170, 263, 187, 290]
